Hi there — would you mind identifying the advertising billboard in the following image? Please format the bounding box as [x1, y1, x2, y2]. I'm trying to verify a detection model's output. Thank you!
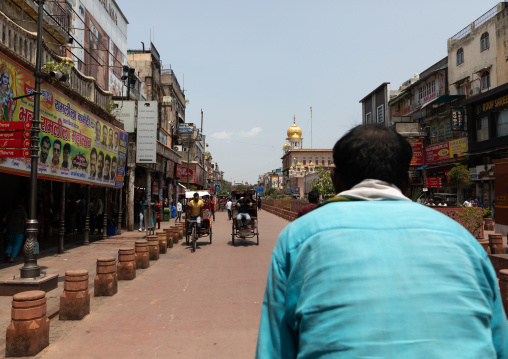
[136, 101, 157, 163]
[0, 51, 126, 188]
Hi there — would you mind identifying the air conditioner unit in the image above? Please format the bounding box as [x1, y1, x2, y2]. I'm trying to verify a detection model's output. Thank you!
[173, 145, 182, 151]
[469, 87, 480, 96]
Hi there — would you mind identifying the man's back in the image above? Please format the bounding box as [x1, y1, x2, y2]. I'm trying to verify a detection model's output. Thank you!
[257, 199, 508, 358]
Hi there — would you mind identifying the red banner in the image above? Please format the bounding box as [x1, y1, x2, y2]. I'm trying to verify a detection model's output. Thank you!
[0, 131, 31, 139]
[0, 149, 30, 158]
[426, 177, 442, 188]
[0, 121, 32, 130]
[408, 138, 423, 166]
[0, 139, 30, 148]
[425, 142, 451, 164]
[176, 164, 194, 178]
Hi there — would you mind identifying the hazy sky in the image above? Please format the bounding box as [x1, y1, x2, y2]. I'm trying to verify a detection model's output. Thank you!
[120, 0, 499, 184]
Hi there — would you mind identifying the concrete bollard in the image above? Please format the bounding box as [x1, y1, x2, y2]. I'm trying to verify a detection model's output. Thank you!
[6, 290, 50, 357]
[170, 227, 179, 244]
[174, 223, 183, 239]
[117, 248, 136, 280]
[156, 231, 167, 254]
[60, 270, 90, 320]
[147, 235, 160, 260]
[489, 233, 505, 254]
[163, 229, 173, 248]
[499, 269, 508, 319]
[135, 240, 150, 269]
[94, 257, 118, 297]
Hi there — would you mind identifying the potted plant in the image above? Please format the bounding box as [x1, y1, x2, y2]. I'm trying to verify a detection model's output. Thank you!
[456, 205, 489, 253]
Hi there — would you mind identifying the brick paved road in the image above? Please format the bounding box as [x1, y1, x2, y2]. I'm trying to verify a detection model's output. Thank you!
[12, 209, 288, 359]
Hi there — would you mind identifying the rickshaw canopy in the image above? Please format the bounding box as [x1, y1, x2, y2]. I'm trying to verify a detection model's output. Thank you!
[185, 191, 210, 199]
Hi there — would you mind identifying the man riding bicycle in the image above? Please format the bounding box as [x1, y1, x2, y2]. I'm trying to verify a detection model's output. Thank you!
[188, 193, 204, 227]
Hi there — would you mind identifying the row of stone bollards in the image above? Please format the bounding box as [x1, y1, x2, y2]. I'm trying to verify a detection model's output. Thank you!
[262, 205, 297, 222]
[5, 222, 186, 357]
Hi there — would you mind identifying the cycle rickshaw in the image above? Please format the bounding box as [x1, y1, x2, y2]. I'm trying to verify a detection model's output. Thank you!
[185, 191, 212, 252]
[231, 189, 259, 246]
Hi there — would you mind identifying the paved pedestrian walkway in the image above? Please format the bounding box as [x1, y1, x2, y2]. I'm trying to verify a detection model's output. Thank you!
[0, 209, 291, 358]
[0, 218, 183, 358]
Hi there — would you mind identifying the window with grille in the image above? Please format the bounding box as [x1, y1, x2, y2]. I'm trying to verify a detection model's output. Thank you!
[377, 105, 384, 123]
[496, 111, 508, 137]
[481, 32, 490, 52]
[481, 71, 490, 89]
[457, 48, 464, 65]
[476, 116, 489, 142]
[365, 112, 371, 124]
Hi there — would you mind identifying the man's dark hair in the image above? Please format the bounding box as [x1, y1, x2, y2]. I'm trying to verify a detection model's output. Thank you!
[333, 124, 412, 190]
[41, 136, 50, 146]
[53, 139, 61, 149]
[63, 143, 71, 153]
[308, 190, 319, 204]
[112, 156, 117, 163]
[103, 125, 107, 130]
[193, 192, 199, 197]
[105, 154, 111, 163]
[98, 151, 104, 160]
[90, 147, 97, 158]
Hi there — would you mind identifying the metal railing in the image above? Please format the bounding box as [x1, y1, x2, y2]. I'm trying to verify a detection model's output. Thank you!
[451, 4, 498, 41]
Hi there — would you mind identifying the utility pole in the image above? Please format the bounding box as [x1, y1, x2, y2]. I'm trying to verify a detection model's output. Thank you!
[310, 107, 313, 149]
[21, 0, 45, 278]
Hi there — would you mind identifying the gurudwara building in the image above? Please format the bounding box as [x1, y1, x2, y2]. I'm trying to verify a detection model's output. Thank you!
[281, 117, 333, 198]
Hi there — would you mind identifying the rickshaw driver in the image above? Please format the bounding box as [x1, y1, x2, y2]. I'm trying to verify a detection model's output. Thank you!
[188, 193, 204, 228]
[236, 193, 255, 228]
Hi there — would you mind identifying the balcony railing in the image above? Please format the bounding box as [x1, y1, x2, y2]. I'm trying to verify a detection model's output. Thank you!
[0, 10, 112, 112]
[451, 4, 498, 41]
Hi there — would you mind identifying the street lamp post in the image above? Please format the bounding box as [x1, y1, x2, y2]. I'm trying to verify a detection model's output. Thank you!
[20, 0, 45, 278]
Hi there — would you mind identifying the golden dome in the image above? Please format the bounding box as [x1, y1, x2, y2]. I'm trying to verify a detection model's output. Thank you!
[296, 161, 302, 167]
[283, 142, 291, 149]
[287, 117, 302, 139]
[309, 161, 315, 167]
[291, 133, 300, 140]
[289, 165, 294, 170]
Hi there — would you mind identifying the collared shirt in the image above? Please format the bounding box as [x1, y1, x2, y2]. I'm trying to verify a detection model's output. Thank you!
[256, 180, 508, 358]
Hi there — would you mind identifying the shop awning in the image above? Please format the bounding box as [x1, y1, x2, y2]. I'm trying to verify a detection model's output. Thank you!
[388, 90, 410, 106]
[421, 94, 463, 109]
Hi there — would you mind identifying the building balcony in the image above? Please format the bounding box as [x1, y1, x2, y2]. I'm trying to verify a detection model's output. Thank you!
[0, 10, 113, 114]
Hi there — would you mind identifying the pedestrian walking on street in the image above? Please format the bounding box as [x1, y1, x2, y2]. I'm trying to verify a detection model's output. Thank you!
[211, 197, 215, 221]
[138, 195, 148, 231]
[257, 124, 508, 358]
[226, 197, 232, 220]
[297, 190, 319, 218]
[3, 199, 27, 263]
[176, 200, 182, 222]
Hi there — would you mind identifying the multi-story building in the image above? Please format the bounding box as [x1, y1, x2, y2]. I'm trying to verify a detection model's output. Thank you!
[360, 83, 395, 126]
[124, 43, 182, 230]
[280, 118, 333, 198]
[449, 2, 508, 231]
[0, 0, 129, 243]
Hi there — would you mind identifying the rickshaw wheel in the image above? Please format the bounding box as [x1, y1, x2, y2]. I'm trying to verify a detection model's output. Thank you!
[256, 232, 259, 245]
[185, 229, 189, 245]
[209, 227, 212, 244]
[192, 224, 197, 252]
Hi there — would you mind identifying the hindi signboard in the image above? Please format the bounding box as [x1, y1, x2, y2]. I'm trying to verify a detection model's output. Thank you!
[136, 101, 157, 164]
[0, 51, 127, 187]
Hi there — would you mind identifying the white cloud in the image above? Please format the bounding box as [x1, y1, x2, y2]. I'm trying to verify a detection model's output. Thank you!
[240, 127, 262, 137]
[211, 131, 233, 140]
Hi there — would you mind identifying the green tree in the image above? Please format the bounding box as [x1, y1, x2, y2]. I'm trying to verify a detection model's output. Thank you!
[265, 187, 278, 198]
[447, 163, 472, 203]
[308, 164, 334, 199]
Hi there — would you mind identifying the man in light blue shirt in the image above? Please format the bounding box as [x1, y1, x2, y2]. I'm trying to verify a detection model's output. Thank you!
[256, 125, 508, 358]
